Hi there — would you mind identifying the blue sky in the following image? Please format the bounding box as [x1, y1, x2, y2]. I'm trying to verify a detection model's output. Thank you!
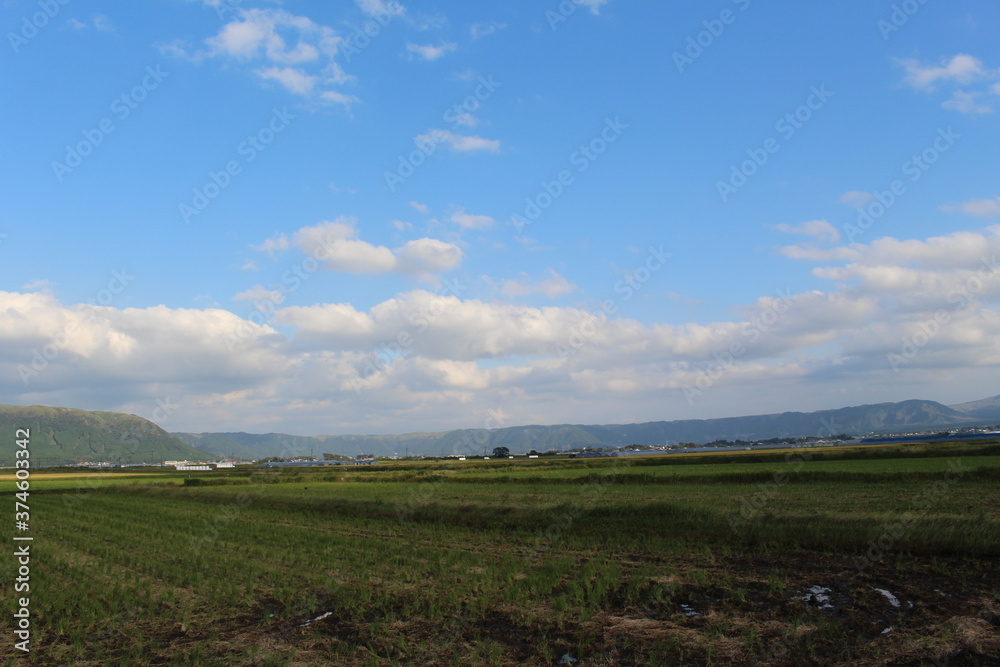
[2, 0, 1000, 435]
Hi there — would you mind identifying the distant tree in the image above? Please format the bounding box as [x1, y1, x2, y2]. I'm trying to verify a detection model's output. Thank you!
[492, 446, 510, 458]
[528, 449, 539, 456]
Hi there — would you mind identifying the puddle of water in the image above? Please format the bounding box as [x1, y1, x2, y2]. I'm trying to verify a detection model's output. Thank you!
[802, 585, 834, 610]
[299, 611, 333, 627]
[873, 588, 901, 608]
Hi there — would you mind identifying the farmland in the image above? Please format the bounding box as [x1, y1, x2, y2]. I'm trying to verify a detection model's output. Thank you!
[3, 442, 999, 665]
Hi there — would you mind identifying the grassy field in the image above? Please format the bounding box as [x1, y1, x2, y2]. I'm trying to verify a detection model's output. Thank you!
[2, 442, 999, 665]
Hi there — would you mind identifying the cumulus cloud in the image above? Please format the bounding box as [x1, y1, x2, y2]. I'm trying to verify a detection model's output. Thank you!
[396, 238, 464, 278]
[0, 291, 289, 391]
[190, 8, 355, 105]
[255, 218, 463, 278]
[7, 222, 1000, 435]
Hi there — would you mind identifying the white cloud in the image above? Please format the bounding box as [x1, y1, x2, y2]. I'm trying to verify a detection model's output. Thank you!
[256, 66, 318, 95]
[470, 21, 506, 39]
[897, 54, 987, 90]
[896, 54, 1000, 114]
[21, 280, 51, 292]
[235, 286, 285, 305]
[450, 208, 495, 230]
[500, 269, 577, 299]
[0, 292, 289, 397]
[838, 191, 876, 208]
[356, 0, 405, 17]
[783, 225, 1000, 272]
[197, 9, 352, 104]
[396, 238, 464, 277]
[254, 218, 463, 278]
[93, 14, 114, 32]
[69, 14, 115, 32]
[295, 221, 397, 274]
[6, 224, 1000, 434]
[405, 42, 456, 61]
[769, 220, 840, 243]
[576, 0, 610, 15]
[941, 90, 993, 115]
[941, 197, 1000, 218]
[416, 129, 500, 153]
[252, 233, 291, 256]
[409, 201, 430, 214]
[319, 90, 360, 108]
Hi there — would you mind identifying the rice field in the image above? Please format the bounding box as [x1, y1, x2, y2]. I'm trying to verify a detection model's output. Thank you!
[2, 442, 998, 665]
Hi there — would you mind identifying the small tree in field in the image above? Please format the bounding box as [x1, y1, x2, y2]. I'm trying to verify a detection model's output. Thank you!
[492, 446, 510, 458]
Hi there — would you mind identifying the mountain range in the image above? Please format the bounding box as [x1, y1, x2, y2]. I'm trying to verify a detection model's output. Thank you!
[3, 395, 998, 466]
[174, 395, 1000, 460]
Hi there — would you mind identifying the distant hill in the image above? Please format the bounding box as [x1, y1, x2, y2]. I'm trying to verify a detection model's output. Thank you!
[949, 394, 1000, 421]
[0, 405, 207, 466]
[175, 397, 999, 460]
[172, 431, 450, 460]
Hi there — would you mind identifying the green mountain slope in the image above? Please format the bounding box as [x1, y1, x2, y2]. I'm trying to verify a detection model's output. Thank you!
[0, 405, 208, 466]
